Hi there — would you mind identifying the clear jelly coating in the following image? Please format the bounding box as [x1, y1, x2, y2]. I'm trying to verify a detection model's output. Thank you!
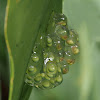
[25, 13, 80, 89]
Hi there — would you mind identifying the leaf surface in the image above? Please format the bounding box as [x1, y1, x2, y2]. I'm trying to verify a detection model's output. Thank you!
[5, 0, 62, 100]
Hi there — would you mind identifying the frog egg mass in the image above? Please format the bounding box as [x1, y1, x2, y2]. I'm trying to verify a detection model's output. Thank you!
[25, 12, 80, 89]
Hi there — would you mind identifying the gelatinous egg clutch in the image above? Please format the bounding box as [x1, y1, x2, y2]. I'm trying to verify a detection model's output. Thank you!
[25, 13, 80, 89]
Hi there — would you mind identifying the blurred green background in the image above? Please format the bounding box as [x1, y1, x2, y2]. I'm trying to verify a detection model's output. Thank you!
[1, 0, 100, 100]
[29, 0, 100, 100]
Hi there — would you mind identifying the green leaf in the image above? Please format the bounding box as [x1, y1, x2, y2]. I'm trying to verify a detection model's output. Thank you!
[28, 0, 100, 100]
[0, 0, 9, 99]
[0, 0, 8, 81]
[5, 0, 62, 100]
